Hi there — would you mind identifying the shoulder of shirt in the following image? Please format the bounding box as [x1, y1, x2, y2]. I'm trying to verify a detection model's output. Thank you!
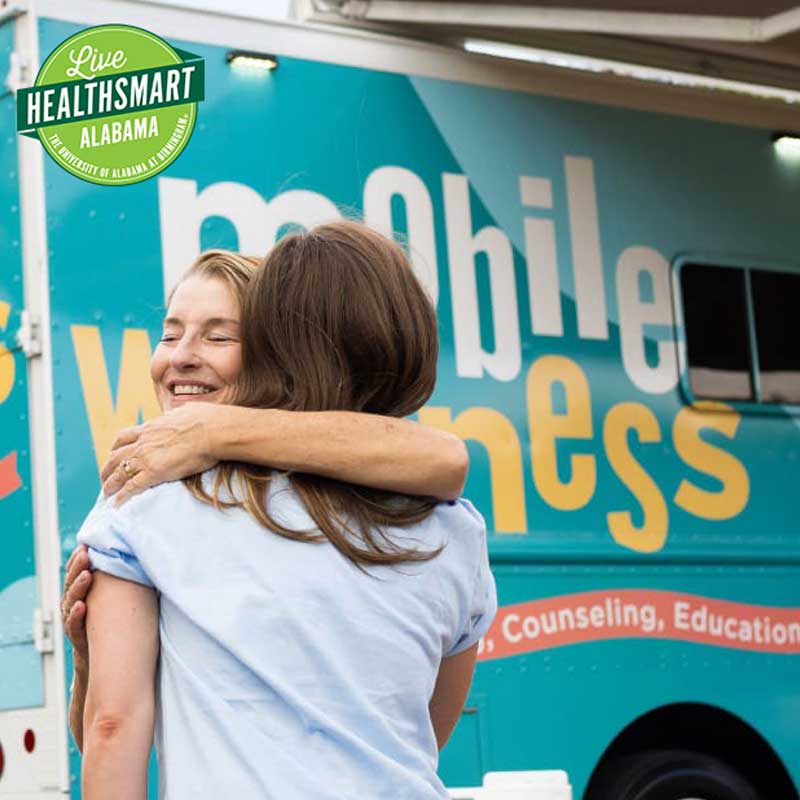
[453, 497, 486, 526]
[102, 479, 192, 528]
[433, 496, 488, 549]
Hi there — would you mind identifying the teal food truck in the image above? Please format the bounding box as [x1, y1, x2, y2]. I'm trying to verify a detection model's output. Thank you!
[1, 1, 799, 797]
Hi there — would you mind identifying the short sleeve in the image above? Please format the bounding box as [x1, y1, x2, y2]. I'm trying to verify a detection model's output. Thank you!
[445, 500, 497, 657]
[76, 493, 153, 588]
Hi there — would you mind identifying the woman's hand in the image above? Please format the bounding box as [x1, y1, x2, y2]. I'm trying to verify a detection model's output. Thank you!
[62, 545, 92, 667]
[64, 545, 92, 752]
[101, 403, 220, 505]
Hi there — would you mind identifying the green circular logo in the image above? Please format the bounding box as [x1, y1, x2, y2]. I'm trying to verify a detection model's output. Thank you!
[20, 24, 203, 186]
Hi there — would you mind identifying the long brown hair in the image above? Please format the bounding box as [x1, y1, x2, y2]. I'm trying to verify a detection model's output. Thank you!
[185, 221, 442, 567]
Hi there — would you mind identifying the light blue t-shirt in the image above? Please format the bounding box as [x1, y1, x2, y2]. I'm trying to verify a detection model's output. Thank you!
[77, 472, 496, 799]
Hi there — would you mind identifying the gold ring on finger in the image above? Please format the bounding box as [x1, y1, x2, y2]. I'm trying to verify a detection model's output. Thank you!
[121, 459, 137, 478]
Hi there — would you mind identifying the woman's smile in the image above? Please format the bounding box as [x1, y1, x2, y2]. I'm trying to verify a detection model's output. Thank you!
[173, 385, 214, 396]
[151, 274, 242, 412]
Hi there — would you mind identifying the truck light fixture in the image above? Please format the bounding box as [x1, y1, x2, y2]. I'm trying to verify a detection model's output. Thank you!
[463, 39, 800, 105]
[773, 133, 800, 160]
[226, 51, 278, 71]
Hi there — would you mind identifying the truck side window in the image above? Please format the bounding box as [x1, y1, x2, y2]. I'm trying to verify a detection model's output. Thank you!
[680, 263, 753, 402]
[751, 270, 800, 404]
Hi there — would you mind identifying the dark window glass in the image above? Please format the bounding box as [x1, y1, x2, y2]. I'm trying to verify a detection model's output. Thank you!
[680, 264, 753, 401]
[751, 270, 800, 404]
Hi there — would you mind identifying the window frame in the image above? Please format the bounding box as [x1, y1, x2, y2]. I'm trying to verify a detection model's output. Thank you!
[672, 253, 800, 416]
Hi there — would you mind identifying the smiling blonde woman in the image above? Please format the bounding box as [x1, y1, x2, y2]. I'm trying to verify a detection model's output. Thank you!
[62, 245, 469, 754]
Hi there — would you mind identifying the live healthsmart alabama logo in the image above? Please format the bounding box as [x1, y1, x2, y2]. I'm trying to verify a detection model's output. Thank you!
[16, 24, 204, 186]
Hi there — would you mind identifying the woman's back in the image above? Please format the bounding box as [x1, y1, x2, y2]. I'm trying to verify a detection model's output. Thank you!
[78, 473, 495, 799]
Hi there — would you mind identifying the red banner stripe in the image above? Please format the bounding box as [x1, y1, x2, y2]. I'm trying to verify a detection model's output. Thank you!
[477, 589, 800, 660]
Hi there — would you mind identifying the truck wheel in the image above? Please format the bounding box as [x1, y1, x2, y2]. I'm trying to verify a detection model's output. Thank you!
[585, 749, 761, 800]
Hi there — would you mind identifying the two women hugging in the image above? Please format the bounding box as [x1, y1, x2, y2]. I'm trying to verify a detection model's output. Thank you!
[62, 220, 496, 799]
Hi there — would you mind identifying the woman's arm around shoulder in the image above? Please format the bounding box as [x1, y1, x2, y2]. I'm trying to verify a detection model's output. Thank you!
[103, 403, 469, 504]
[219, 408, 469, 500]
[82, 571, 158, 800]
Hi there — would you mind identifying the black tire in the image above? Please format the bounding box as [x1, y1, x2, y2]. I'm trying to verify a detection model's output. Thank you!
[585, 748, 762, 800]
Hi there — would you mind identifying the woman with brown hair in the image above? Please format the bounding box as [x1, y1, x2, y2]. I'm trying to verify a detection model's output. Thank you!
[76, 222, 496, 799]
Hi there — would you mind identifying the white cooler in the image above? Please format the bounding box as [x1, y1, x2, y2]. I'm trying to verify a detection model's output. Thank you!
[449, 770, 572, 800]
